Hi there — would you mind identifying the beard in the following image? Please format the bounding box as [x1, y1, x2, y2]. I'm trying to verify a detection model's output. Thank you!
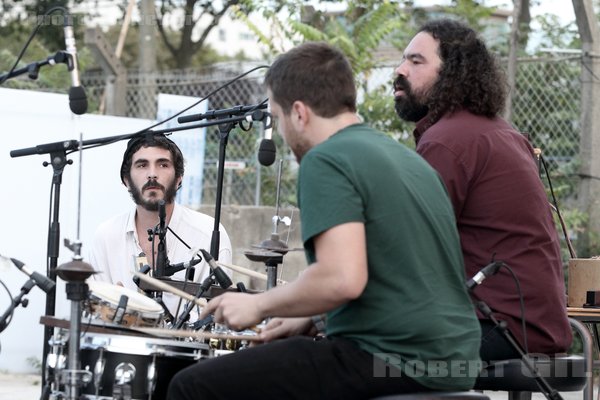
[128, 178, 178, 211]
[393, 76, 430, 123]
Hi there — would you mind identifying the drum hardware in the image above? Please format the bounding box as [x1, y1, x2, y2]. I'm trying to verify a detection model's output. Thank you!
[243, 249, 283, 290]
[54, 256, 97, 400]
[246, 159, 294, 290]
[172, 251, 232, 330]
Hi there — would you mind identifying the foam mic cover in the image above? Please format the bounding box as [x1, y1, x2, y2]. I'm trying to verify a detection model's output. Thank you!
[258, 139, 276, 166]
[69, 86, 88, 115]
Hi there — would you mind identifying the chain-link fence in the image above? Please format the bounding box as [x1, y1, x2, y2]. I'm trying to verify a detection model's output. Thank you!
[78, 55, 582, 208]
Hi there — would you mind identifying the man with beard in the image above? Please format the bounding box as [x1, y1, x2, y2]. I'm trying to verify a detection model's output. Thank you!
[393, 18, 571, 361]
[89, 133, 232, 320]
[166, 42, 481, 400]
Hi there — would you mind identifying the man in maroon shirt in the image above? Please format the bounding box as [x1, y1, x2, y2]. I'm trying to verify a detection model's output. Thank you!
[393, 18, 571, 361]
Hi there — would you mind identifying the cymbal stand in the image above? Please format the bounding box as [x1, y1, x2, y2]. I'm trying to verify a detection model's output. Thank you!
[246, 160, 289, 290]
[54, 255, 96, 400]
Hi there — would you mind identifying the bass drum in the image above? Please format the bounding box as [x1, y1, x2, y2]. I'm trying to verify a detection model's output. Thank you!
[79, 332, 209, 400]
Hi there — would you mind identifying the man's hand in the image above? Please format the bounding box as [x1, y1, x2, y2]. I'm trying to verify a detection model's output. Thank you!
[200, 292, 262, 331]
[259, 317, 314, 342]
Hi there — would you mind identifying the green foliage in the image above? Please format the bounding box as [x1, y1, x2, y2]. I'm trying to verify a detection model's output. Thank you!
[531, 14, 580, 53]
[441, 0, 496, 32]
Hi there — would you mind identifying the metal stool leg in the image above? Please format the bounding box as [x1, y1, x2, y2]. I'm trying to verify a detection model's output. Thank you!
[569, 318, 594, 400]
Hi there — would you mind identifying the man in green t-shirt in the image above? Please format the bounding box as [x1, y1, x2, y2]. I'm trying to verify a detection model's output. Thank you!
[167, 42, 481, 400]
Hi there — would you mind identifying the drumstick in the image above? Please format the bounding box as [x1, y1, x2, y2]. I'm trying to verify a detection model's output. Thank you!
[134, 326, 262, 341]
[217, 261, 287, 285]
[133, 272, 207, 307]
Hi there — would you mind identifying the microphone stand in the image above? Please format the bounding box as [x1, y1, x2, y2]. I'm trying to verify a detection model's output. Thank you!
[468, 286, 562, 400]
[0, 51, 72, 82]
[173, 250, 232, 330]
[172, 273, 214, 330]
[209, 121, 235, 260]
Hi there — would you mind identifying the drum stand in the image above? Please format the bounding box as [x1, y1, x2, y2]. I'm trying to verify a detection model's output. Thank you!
[49, 257, 96, 400]
[244, 248, 284, 291]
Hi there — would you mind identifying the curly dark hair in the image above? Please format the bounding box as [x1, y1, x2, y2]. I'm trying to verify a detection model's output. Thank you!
[420, 19, 508, 124]
[264, 42, 356, 117]
[120, 133, 185, 185]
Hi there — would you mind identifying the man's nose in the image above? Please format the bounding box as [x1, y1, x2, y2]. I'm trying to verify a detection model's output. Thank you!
[147, 167, 158, 179]
[395, 61, 408, 78]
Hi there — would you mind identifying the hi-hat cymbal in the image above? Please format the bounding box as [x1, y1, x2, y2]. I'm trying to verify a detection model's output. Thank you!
[250, 244, 304, 252]
[244, 249, 284, 263]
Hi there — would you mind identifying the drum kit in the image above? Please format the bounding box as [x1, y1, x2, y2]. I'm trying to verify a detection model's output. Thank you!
[36, 201, 300, 400]
[5, 132, 298, 399]
[42, 260, 275, 400]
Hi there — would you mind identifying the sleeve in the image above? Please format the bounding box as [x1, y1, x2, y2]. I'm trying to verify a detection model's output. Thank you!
[417, 141, 470, 218]
[298, 152, 364, 247]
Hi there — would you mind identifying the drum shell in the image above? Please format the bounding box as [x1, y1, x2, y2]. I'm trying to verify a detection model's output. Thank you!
[79, 333, 208, 400]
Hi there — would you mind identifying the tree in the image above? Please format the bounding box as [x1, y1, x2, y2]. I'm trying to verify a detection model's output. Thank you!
[155, 0, 263, 69]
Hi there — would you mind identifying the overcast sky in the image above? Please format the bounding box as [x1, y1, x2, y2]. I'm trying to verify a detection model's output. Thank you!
[412, 0, 576, 23]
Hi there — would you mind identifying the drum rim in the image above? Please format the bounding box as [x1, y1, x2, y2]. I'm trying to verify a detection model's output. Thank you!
[80, 332, 209, 357]
[87, 281, 163, 313]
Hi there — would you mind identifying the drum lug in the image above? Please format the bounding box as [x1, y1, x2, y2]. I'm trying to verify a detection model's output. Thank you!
[112, 362, 136, 400]
[147, 354, 157, 398]
[114, 362, 136, 384]
[93, 347, 106, 394]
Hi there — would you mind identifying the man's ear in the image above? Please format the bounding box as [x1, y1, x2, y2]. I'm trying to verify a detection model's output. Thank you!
[291, 101, 309, 129]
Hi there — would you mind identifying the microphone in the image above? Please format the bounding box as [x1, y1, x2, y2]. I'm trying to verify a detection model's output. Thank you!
[177, 103, 268, 124]
[133, 264, 152, 288]
[164, 257, 202, 277]
[199, 249, 232, 289]
[258, 106, 276, 166]
[10, 258, 55, 293]
[466, 261, 504, 291]
[63, 15, 87, 115]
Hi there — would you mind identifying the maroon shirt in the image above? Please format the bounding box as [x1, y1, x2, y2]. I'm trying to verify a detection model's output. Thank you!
[415, 110, 571, 354]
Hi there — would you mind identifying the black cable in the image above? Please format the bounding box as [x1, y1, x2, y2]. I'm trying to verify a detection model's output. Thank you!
[539, 154, 576, 258]
[0, 278, 15, 333]
[71, 69, 270, 155]
[499, 263, 529, 355]
[0, 6, 68, 86]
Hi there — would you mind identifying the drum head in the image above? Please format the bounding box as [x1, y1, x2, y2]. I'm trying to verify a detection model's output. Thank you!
[87, 281, 163, 314]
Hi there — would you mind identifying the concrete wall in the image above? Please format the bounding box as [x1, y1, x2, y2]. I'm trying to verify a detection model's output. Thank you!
[199, 205, 306, 290]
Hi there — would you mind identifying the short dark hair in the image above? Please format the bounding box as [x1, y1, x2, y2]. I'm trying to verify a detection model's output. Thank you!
[264, 42, 357, 117]
[120, 133, 185, 185]
[419, 19, 507, 123]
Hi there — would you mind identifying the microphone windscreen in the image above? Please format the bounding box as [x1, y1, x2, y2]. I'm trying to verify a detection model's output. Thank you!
[69, 86, 88, 115]
[258, 139, 276, 166]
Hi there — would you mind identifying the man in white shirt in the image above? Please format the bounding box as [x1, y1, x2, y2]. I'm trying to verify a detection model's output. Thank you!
[89, 133, 232, 323]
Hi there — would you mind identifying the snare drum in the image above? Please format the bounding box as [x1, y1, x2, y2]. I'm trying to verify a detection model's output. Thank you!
[86, 281, 164, 327]
[80, 332, 209, 400]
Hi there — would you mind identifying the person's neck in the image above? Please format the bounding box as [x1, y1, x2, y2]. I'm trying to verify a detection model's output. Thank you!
[310, 112, 361, 146]
[135, 201, 175, 232]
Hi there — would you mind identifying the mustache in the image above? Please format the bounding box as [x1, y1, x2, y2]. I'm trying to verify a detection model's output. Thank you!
[142, 180, 165, 191]
[393, 76, 411, 93]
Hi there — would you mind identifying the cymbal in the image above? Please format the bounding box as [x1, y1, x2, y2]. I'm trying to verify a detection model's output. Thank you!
[250, 244, 304, 252]
[243, 249, 284, 263]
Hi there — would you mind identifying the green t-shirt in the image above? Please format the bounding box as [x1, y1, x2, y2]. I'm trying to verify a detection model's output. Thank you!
[298, 123, 481, 390]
